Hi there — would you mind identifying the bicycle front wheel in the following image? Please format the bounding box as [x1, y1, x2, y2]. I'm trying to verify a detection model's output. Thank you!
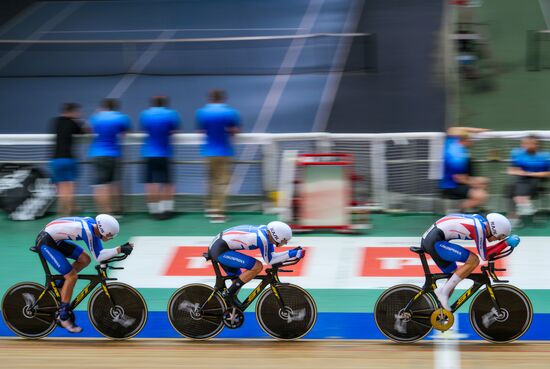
[1, 282, 58, 338]
[167, 284, 226, 339]
[374, 284, 436, 343]
[256, 284, 317, 340]
[470, 285, 532, 343]
[88, 282, 148, 339]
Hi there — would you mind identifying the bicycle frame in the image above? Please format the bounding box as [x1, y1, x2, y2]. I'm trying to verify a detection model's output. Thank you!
[32, 249, 124, 312]
[404, 246, 513, 316]
[204, 253, 292, 312]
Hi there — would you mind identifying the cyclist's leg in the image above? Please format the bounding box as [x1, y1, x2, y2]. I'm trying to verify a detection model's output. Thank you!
[433, 241, 479, 310]
[60, 240, 91, 273]
[39, 245, 83, 332]
[218, 251, 261, 302]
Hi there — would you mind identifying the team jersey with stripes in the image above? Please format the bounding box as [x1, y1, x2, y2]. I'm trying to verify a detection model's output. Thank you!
[423, 214, 489, 260]
[216, 225, 295, 265]
[43, 217, 109, 261]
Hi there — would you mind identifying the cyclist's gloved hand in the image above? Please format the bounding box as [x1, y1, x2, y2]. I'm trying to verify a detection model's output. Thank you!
[120, 242, 133, 255]
[289, 247, 305, 259]
[506, 234, 520, 248]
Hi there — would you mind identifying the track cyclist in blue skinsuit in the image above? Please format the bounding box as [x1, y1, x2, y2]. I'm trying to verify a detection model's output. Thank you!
[33, 214, 133, 333]
[209, 221, 305, 307]
[421, 213, 520, 311]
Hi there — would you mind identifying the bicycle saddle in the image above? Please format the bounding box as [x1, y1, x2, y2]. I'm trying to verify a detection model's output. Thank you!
[203, 252, 211, 261]
[29, 246, 39, 253]
[409, 247, 424, 254]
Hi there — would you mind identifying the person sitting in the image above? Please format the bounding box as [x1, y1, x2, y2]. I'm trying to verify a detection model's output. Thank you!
[507, 135, 550, 225]
[440, 126, 490, 212]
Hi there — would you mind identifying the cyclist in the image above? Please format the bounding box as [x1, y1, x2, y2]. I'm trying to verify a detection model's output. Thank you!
[209, 221, 304, 307]
[33, 214, 133, 333]
[421, 213, 520, 311]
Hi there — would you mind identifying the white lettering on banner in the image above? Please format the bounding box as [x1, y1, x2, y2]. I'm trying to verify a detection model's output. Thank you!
[187, 257, 209, 269]
[378, 257, 435, 270]
[113, 236, 550, 289]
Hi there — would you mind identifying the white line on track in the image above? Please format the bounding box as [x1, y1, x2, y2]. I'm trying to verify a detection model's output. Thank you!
[228, 0, 325, 194]
[0, 2, 84, 72]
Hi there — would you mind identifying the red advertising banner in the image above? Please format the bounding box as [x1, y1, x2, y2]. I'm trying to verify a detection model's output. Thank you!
[164, 246, 308, 277]
[361, 246, 507, 277]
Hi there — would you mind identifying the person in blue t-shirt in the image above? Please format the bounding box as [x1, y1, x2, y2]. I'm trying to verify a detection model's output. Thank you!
[196, 89, 240, 223]
[507, 135, 550, 223]
[140, 96, 180, 220]
[440, 126, 489, 212]
[88, 99, 131, 214]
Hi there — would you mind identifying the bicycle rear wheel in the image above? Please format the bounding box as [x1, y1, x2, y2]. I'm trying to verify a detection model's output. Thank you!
[1, 282, 58, 338]
[256, 284, 317, 340]
[88, 282, 148, 339]
[470, 285, 532, 343]
[167, 284, 226, 339]
[374, 284, 436, 343]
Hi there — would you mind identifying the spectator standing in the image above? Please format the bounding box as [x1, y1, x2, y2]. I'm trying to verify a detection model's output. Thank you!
[50, 102, 88, 215]
[140, 96, 180, 220]
[507, 135, 550, 225]
[88, 99, 131, 215]
[196, 89, 240, 223]
[440, 126, 490, 212]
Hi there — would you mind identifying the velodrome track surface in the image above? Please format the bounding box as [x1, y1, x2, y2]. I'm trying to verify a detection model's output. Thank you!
[1, 339, 549, 369]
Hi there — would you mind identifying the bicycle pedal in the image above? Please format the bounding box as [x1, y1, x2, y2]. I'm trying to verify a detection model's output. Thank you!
[222, 307, 244, 329]
[430, 308, 454, 332]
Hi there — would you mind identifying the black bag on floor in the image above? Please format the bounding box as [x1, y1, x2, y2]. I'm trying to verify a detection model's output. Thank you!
[0, 164, 56, 220]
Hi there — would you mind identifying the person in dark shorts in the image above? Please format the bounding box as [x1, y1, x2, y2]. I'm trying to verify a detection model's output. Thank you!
[507, 135, 550, 224]
[88, 99, 131, 214]
[140, 96, 181, 219]
[50, 102, 88, 215]
[440, 126, 490, 212]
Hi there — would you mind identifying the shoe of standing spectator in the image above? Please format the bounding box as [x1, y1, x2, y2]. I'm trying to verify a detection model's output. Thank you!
[210, 214, 227, 224]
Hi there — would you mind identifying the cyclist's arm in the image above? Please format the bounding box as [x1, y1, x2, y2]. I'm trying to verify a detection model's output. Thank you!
[83, 225, 121, 262]
[268, 250, 293, 265]
[97, 247, 120, 262]
[486, 240, 507, 259]
[473, 218, 488, 260]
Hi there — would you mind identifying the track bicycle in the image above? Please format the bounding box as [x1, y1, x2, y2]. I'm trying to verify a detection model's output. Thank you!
[374, 245, 532, 343]
[2, 247, 148, 339]
[167, 248, 317, 340]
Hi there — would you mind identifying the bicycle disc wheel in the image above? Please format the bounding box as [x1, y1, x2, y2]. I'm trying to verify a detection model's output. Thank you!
[470, 285, 532, 343]
[1, 282, 58, 338]
[374, 284, 436, 343]
[167, 284, 226, 339]
[256, 284, 317, 340]
[88, 282, 148, 339]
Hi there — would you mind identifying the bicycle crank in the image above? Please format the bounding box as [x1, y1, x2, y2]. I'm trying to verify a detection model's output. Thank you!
[430, 308, 454, 332]
[222, 307, 244, 329]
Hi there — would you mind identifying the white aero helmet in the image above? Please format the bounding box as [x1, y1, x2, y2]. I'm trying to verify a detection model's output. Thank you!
[486, 213, 511, 238]
[96, 214, 120, 239]
[267, 221, 292, 245]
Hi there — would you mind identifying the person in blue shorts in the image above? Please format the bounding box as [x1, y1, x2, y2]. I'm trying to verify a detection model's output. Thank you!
[33, 214, 133, 333]
[209, 221, 304, 308]
[50, 103, 88, 215]
[88, 99, 131, 215]
[140, 96, 181, 220]
[196, 89, 240, 223]
[440, 126, 489, 211]
[507, 135, 550, 224]
[421, 213, 520, 311]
